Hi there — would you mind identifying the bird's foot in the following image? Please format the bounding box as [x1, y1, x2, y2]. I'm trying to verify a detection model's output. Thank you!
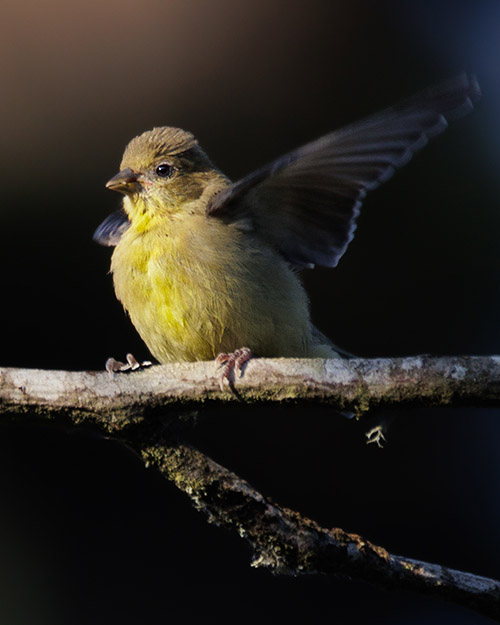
[365, 425, 386, 448]
[105, 353, 153, 377]
[216, 347, 253, 391]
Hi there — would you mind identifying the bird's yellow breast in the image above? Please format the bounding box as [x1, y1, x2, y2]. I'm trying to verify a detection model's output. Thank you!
[110, 213, 316, 363]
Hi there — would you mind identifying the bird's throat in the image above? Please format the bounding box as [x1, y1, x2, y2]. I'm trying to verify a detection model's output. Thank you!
[123, 196, 160, 233]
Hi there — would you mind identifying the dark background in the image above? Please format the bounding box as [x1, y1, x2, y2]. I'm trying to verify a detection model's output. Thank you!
[0, 0, 499, 623]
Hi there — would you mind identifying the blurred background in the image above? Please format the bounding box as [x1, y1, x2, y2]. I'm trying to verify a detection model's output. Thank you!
[0, 0, 499, 623]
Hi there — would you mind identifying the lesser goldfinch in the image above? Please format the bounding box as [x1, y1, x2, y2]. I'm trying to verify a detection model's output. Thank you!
[94, 75, 480, 375]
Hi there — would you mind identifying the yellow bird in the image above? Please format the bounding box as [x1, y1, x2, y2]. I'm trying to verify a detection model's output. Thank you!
[94, 75, 480, 376]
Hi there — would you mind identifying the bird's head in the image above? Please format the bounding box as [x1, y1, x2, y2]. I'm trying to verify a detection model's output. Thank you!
[106, 126, 227, 226]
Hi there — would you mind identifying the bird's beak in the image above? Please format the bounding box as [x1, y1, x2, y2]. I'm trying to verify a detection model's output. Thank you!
[106, 168, 142, 194]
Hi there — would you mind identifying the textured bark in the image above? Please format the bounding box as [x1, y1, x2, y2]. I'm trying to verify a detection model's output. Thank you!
[1, 355, 500, 431]
[1, 355, 500, 619]
[142, 440, 500, 621]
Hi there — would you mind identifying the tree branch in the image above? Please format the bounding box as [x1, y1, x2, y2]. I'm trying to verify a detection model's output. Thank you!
[141, 440, 500, 621]
[1, 355, 500, 619]
[1, 356, 500, 430]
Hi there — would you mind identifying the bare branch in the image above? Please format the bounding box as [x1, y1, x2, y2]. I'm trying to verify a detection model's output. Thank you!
[1, 356, 499, 430]
[141, 440, 500, 621]
[1, 355, 500, 619]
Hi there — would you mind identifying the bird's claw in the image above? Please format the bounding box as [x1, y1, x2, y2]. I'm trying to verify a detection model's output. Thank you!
[365, 425, 386, 448]
[216, 347, 253, 391]
[105, 353, 152, 377]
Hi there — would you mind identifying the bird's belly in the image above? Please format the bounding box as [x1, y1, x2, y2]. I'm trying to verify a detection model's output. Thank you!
[111, 226, 314, 363]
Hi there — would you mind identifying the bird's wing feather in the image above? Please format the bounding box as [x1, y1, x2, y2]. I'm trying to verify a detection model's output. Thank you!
[93, 208, 130, 247]
[206, 74, 481, 268]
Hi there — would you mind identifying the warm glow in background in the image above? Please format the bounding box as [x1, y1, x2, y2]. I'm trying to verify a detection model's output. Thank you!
[0, 1, 499, 624]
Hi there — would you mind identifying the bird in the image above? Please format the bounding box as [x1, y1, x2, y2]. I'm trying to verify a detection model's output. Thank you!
[94, 74, 480, 380]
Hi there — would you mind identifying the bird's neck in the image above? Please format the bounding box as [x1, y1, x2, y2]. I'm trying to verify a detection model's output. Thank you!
[122, 172, 231, 234]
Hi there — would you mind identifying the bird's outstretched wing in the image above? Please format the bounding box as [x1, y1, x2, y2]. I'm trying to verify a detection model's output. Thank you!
[206, 74, 481, 268]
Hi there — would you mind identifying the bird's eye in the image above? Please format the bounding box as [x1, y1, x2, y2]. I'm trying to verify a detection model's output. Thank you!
[155, 163, 174, 178]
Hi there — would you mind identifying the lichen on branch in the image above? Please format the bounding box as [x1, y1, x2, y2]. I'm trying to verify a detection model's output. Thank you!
[1, 355, 500, 620]
[1, 356, 500, 429]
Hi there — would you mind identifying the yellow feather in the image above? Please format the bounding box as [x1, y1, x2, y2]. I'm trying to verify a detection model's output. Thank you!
[104, 126, 340, 363]
[111, 212, 324, 362]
